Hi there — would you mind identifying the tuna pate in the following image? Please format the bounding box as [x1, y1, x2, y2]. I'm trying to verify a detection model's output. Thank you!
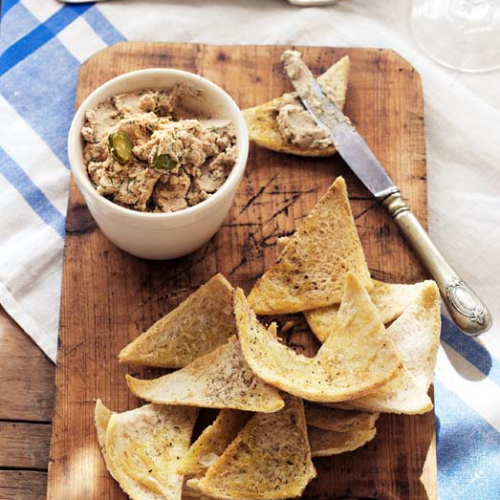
[81, 85, 238, 213]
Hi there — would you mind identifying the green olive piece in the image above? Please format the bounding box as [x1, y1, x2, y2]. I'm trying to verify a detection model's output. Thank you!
[152, 153, 177, 172]
[108, 131, 134, 164]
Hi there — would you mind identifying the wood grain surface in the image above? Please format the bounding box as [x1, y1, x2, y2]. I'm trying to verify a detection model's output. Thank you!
[0, 471, 48, 500]
[0, 307, 54, 500]
[0, 307, 55, 422]
[47, 42, 436, 500]
[0, 422, 51, 469]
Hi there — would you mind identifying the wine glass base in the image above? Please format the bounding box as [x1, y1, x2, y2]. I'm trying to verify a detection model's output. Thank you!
[411, 0, 500, 73]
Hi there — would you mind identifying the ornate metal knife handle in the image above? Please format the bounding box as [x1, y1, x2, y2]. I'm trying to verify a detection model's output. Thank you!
[381, 191, 492, 337]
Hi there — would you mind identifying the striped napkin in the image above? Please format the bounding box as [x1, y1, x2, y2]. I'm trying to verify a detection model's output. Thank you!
[1, 1, 499, 499]
[0, 0, 124, 361]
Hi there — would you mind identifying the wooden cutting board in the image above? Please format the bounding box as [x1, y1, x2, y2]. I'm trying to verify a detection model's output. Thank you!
[47, 43, 436, 500]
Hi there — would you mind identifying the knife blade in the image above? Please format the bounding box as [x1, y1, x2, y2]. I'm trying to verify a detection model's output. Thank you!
[282, 50, 398, 199]
[282, 50, 492, 337]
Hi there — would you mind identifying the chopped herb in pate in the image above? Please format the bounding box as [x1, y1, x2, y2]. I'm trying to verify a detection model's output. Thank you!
[81, 86, 238, 213]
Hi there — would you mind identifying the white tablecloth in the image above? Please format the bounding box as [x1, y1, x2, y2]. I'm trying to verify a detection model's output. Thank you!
[1, 1, 499, 498]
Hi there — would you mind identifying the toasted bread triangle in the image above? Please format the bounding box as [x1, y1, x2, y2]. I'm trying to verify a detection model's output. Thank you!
[127, 337, 284, 413]
[94, 399, 115, 467]
[243, 55, 350, 157]
[305, 405, 379, 433]
[309, 426, 377, 457]
[103, 403, 197, 500]
[197, 394, 316, 500]
[305, 280, 428, 342]
[236, 274, 399, 403]
[119, 274, 235, 368]
[328, 363, 433, 415]
[277, 234, 425, 332]
[385, 280, 441, 392]
[325, 282, 439, 414]
[178, 409, 251, 477]
[248, 177, 372, 315]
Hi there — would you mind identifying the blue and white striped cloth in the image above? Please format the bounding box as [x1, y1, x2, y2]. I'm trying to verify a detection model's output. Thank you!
[1, 1, 499, 499]
[0, 0, 124, 359]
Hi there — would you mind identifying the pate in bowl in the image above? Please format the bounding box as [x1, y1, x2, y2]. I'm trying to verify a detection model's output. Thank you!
[68, 69, 249, 260]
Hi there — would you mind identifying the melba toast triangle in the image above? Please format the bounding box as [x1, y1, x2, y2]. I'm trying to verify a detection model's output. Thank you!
[305, 405, 379, 433]
[236, 273, 399, 403]
[127, 337, 284, 413]
[306, 280, 427, 342]
[100, 402, 197, 500]
[326, 282, 439, 414]
[94, 399, 115, 466]
[385, 280, 441, 392]
[119, 274, 235, 368]
[178, 409, 251, 478]
[248, 177, 372, 315]
[197, 394, 316, 500]
[308, 426, 377, 457]
[276, 235, 425, 334]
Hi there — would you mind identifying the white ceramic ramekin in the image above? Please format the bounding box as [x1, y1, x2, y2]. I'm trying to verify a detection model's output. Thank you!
[68, 69, 249, 260]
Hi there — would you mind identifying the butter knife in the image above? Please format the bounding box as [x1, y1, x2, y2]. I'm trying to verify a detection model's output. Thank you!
[282, 50, 492, 336]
